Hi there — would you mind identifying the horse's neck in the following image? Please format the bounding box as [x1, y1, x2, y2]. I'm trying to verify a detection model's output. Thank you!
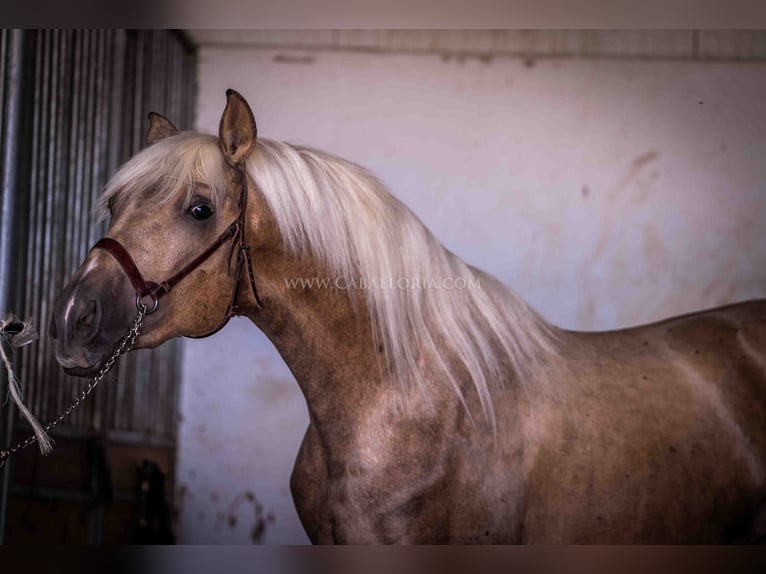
[243, 252, 416, 445]
[240, 248, 525, 477]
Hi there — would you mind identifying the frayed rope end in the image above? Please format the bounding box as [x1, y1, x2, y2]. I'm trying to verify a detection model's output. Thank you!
[1, 314, 53, 456]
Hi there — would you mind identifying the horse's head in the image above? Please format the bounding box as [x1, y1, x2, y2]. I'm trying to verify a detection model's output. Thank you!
[51, 89, 263, 376]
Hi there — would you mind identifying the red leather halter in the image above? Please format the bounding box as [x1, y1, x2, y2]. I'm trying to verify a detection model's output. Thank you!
[90, 166, 263, 339]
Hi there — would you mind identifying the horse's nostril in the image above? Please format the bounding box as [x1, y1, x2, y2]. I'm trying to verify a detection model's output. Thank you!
[79, 306, 93, 328]
[74, 300, 98, 337]
[64, 299, 101, 345]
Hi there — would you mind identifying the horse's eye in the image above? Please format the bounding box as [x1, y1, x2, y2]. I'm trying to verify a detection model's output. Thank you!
[188, 203, 214, 221]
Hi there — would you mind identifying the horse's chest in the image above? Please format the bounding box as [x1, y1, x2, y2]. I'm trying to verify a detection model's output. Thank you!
[290, 420, 524, 543]
[290, 424, 456, 542]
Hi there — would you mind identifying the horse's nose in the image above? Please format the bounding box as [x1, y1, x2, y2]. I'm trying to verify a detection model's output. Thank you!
[53, 294, 102, 346]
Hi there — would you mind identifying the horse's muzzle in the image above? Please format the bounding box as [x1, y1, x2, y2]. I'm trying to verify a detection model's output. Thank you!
[50, 265, 133, 376]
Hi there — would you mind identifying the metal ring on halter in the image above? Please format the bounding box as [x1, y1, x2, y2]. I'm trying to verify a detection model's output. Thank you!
[136, 292, 159, 314]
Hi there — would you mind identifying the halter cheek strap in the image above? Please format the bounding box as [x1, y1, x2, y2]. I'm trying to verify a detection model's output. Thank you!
[90, 166, 263, 338]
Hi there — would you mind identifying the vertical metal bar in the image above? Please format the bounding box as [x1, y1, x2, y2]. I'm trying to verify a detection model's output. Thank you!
[0, 28, 27, 545]
[30, 30, 50, 420]
[20, 31, 43, 414]
[26, 29, 42, 417]
[0, 30, 7, 164]
[106, 30, 125, 178]
[166, 36, 176, 125]
[44, 29, 65, 425]
[131, 31, 144, 155]
[39, 30, 57, 422]
[119, 31, 135, 166]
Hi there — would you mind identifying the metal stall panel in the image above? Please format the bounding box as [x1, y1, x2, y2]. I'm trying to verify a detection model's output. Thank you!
[1, 30, 196, 544]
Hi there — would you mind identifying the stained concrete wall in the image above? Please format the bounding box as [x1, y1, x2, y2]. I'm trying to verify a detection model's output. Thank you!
[175, 32, 766, 544]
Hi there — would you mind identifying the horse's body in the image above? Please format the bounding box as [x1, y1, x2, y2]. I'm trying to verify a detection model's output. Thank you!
[281, 290, 766, 544]
[50, 91, 766, 543]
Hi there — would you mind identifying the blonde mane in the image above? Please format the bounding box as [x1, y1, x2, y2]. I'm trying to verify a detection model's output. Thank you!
[101, 132, 558, 424]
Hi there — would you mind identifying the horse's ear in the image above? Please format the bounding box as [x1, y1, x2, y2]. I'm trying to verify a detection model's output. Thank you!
[218, 89, 257, 166]
[146, 112, 178, 146]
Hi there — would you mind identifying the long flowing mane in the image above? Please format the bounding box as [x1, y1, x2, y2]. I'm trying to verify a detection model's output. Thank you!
[101, 132, 558, 424]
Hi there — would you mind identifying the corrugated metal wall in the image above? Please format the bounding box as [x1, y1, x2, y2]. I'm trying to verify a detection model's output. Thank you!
[1, 29, 196, 543]
[16, 29, 194, 439]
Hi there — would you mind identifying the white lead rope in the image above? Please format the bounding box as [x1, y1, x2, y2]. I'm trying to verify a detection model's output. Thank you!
[0, 303, 147, 468]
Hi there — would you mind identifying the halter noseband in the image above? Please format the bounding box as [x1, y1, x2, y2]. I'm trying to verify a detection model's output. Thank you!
[90, 166, 263, 339]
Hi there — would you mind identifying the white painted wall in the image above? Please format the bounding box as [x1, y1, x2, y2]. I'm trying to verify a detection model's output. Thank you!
[175, 40, 766, 544]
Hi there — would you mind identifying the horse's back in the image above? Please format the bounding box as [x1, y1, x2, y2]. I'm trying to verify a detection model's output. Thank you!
[568, 298, 766, 427]
[515, 299, 766, 543]
[626, 298, 766, 449]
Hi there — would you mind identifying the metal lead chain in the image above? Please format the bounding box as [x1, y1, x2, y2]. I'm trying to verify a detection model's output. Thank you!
[0, 304, 147, 468]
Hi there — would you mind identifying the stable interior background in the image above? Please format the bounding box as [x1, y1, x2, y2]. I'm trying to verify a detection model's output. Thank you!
[176, 30, 766, 544]
[1, 30, 764, 545]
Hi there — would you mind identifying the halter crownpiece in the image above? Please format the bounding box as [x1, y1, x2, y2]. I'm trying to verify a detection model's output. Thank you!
[91, 165, 263, 339]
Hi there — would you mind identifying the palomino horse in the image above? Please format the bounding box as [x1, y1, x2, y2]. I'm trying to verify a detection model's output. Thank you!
[51, 90, 766, 543]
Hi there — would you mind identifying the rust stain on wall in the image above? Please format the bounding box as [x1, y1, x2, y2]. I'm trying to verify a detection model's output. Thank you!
[250, 494, 276, 544]
[631, 150, 659, 171]
[574, 149, 664, 329]
[213, 490, 277, 544]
